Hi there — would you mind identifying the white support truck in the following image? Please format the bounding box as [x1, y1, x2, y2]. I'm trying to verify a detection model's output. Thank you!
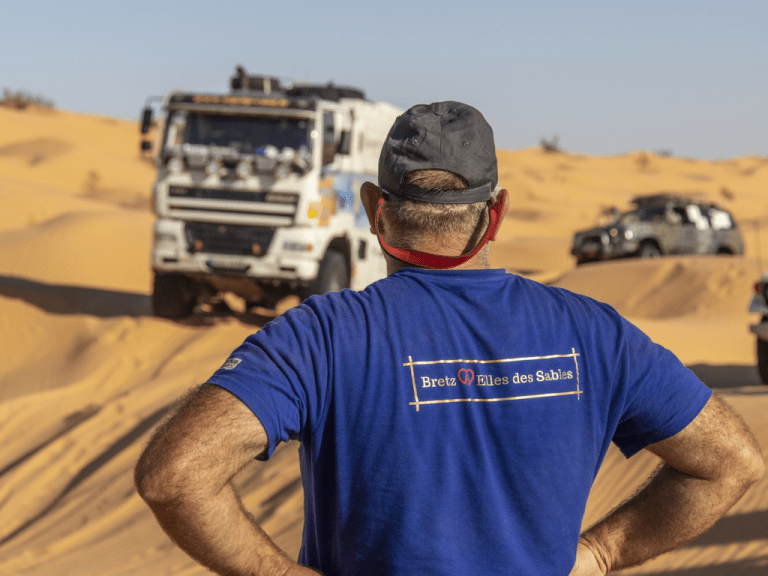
[140, 68, 401, 318]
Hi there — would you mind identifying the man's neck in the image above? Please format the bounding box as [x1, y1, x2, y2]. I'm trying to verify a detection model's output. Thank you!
[385, 246, 490, 275]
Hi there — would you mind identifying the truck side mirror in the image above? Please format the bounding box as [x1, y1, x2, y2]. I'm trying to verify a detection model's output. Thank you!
[140, 107, 153, 134]
[337, 130, 351, 155]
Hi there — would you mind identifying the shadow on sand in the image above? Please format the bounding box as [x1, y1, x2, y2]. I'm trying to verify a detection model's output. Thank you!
[172, 305, 277, 329]
[619, 555, 768, 576]
[682, 509, 768, 549]
[0, 274, 277, 327]
[0, 274, 152, 317]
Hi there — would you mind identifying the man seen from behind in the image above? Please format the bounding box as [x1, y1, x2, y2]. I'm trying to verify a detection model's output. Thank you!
[135, 101, 764, 576]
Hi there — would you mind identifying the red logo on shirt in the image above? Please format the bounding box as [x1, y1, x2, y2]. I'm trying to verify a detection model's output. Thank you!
[458, 369, 475, 386]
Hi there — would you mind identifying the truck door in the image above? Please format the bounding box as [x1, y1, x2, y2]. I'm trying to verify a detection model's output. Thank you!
[321, 108, 352, 169]
[320, 108, 356, 213]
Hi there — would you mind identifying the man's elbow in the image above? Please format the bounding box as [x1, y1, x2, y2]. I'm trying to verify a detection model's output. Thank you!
[134, 446, 186, 507]
[708, 397, 765, 491]
[736, 442, 766, 488]
[717, 436, 766, 496]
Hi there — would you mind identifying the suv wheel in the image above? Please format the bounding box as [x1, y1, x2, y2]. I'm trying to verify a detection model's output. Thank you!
[638, 242, 661, 258]
[757, 338, 768, 385]
[152, 273, 197, 319]
[301, 249, 349, 299]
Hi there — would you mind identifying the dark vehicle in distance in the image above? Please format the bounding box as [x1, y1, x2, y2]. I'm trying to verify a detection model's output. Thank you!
[571, 194, 744, 265]
[748, 271, 768, 385]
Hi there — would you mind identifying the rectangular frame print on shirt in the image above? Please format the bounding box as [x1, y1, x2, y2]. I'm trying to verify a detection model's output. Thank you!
[404, 349, 582, 411]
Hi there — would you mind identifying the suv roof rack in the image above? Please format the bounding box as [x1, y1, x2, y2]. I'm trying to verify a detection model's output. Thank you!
[630, 193, 697, 207]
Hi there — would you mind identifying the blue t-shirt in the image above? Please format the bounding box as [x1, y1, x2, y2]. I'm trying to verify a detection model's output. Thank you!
[208, 268, 711, 575]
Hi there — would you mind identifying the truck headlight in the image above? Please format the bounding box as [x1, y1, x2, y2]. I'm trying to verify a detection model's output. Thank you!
[235, 160, 253, 179]
[275, 163, 290, 179]
[262, 145, 279, 159]
[279, 147, 296, 162]
[154, 231, 177, 243]
[167, 156, 185, 174]
[206, 159, 226, 177]
[284, 241, 313, 252]
[625, 230, 634, 240]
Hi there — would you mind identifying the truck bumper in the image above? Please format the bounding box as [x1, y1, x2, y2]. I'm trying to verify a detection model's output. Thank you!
[152, 219, 322, 283]
[153, 250, 320, 282]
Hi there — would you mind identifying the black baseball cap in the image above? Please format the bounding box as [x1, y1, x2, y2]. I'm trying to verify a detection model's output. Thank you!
[378, 101, 498, 204]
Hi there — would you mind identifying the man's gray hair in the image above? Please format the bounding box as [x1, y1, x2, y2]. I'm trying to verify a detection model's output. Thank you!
[382, 169, 500, 253]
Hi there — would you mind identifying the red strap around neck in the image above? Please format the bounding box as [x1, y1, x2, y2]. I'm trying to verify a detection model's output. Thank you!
[375, 191, 507, 269]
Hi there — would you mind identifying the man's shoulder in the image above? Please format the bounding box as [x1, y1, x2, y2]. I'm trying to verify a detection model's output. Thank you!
[529, 278, 622, 316]
[300, 269, 625, 328]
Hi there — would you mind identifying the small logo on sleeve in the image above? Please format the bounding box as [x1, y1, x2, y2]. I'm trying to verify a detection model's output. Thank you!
[221, 357, 242, 370]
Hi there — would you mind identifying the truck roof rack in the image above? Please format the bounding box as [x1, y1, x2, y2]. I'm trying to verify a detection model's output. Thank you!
[286, 83, 366, 102]
[230, 66, 282, 93]
[229, 66, 366, 102]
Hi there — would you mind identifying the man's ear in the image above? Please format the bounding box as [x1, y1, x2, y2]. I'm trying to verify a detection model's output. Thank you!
[360, 181, 384, 235]
[489, 189, 509, 242]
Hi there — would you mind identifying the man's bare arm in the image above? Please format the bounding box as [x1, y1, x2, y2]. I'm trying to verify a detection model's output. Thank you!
[571, 394, 765, 575]
[134, 384, 317, 576]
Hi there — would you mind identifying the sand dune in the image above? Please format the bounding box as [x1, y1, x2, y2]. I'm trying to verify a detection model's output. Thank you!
[0, 105, 766, 575]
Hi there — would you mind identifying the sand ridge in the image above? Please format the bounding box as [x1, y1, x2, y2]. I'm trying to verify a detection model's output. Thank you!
[0, 105, 766, 575]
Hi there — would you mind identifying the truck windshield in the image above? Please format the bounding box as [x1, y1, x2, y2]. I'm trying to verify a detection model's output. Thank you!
[166, 111, 312, 155]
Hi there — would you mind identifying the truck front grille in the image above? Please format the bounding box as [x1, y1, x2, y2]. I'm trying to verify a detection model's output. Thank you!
[167, 186, 299, 226]
[185, 222, 276, 256]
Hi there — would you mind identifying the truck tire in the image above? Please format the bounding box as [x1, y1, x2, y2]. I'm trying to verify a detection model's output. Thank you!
[757, 338, 768, 385]
[638, 242, 661, 258]
[302, 249, 349, 299]
[152, 273, 197, 319]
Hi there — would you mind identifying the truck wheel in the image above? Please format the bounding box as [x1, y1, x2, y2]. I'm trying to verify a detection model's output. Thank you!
[302, 249, 349, 299]
[757, 338, 768, 385]
[638, 242, 661, 258]
[152, 273, 197, 319]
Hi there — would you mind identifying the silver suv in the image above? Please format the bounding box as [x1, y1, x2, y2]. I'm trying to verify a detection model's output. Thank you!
[749, 271, 768, 385]
[572, 194, 744, 265]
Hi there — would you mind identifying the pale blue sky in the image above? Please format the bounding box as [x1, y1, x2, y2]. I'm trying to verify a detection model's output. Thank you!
[2, 1, 766, 159]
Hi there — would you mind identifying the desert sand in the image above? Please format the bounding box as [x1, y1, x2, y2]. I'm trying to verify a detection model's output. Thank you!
[0, 104, 766, 575]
